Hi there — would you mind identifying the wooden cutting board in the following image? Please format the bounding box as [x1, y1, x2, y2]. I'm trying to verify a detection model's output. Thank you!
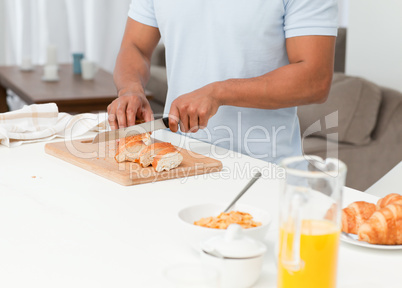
[45, 138, 222, 186]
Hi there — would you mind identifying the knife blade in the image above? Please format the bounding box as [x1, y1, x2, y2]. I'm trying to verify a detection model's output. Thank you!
[92, 117, 169, 144]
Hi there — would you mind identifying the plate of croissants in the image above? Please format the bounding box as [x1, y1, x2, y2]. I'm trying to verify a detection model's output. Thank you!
[341, 193, 402, 249]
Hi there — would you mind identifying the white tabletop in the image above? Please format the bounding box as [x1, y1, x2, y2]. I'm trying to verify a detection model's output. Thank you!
[365, 161, 402, 197]
[0, 130, 401, 288]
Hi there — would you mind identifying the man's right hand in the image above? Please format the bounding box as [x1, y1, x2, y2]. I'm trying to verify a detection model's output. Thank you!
[107, 92, 154, 130]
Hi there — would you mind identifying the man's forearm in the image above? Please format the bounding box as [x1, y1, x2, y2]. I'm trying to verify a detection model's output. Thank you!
[108, 18, 160, 127]
[214, 60, 332, 110]
[113, 45, 151, 97]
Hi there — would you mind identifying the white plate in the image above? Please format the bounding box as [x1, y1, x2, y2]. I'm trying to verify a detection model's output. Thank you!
[341, 190, 402, 249]
[341, 232, 402, 250]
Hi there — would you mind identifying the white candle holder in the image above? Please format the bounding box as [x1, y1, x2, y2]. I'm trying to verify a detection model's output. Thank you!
[20, 56, 34, 71]
[42, 65, 59, 82]
[46, 44, 58, 68]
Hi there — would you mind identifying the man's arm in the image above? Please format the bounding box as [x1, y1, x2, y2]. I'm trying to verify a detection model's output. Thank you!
[169, 36, 336, 133]
[108, 18, 160, 129]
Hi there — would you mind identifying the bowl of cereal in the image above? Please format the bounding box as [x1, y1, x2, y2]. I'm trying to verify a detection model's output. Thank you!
[178, 203, 271, 250]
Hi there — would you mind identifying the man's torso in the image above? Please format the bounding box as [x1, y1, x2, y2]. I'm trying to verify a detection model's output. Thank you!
[153, 0, 301, 163]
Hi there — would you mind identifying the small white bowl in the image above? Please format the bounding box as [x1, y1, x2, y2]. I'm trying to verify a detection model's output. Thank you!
[200, 224, 267, 288]
[178, 203, 271, 250]
[201, 250, 265, 288]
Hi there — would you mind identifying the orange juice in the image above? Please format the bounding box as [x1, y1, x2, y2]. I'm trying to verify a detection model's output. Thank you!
[277, 219, 340, 288]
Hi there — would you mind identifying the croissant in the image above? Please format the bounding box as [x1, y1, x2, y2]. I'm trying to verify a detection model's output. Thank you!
[342, 201, 377, 234]
[358, 204, 402, 245]
[377, 193, 402, 209]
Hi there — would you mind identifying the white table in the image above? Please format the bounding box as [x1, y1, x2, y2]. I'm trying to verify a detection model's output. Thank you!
[0, 130, 401, 288]
[365, 161, 402, 197]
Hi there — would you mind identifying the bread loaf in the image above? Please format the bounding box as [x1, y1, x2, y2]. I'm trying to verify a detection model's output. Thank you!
[114, 136, 183, 171]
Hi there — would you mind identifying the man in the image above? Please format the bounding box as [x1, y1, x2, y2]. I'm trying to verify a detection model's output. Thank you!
[108, 0, 338, 163]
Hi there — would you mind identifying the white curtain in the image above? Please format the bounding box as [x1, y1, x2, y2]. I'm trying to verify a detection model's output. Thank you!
[0, 0, 131, 72]
[1, 0, 350, 68]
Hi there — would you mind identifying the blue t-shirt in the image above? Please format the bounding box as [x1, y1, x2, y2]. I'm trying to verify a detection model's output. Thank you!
[128, 0, 338, 163]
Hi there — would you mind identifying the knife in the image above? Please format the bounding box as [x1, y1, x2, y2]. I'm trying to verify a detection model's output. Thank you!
[92, 117, 169, 144]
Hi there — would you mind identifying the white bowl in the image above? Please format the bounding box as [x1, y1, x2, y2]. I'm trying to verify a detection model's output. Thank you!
[178, 203, 271, 250]
[200, 251, 265, 288]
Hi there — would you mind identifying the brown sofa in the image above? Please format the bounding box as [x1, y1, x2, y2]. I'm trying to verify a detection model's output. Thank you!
[298, 74, 402, 191]
[146, 28, 402, 191]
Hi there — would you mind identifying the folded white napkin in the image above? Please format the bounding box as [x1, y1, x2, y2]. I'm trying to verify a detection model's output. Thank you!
[0, 103, 108, 147]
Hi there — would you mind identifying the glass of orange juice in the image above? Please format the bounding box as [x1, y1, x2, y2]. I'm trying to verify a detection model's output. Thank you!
[277, 156, 347, 288]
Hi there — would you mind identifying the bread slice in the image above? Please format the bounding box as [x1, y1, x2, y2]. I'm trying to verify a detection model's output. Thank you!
[152, 147, 183, 172]
[115, 141, 146, 163]
[138, 142, 175, 167]
[114, 133, 151, 163]
[124, 133, 151, 146]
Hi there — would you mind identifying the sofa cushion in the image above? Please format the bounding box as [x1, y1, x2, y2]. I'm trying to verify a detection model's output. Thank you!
[298, 73, 382, 145]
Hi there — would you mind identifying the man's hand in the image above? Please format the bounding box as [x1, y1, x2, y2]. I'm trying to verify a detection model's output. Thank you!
[107, 92, 153, 130]
[110, 17, 160, 130]
[169, 83, 221, 133]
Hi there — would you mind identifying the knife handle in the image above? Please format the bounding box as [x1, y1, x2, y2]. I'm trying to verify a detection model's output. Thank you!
[162, 117, 169, 128]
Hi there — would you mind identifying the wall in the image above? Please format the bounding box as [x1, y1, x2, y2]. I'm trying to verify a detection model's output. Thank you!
[0, 0, 5, 65]
[346, 0, 402, 92]
[338, 0, 349, 27]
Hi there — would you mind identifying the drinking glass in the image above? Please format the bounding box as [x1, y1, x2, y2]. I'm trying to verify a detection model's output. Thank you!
[72, 53, 84, 74]
[277, 155, 347, 288]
